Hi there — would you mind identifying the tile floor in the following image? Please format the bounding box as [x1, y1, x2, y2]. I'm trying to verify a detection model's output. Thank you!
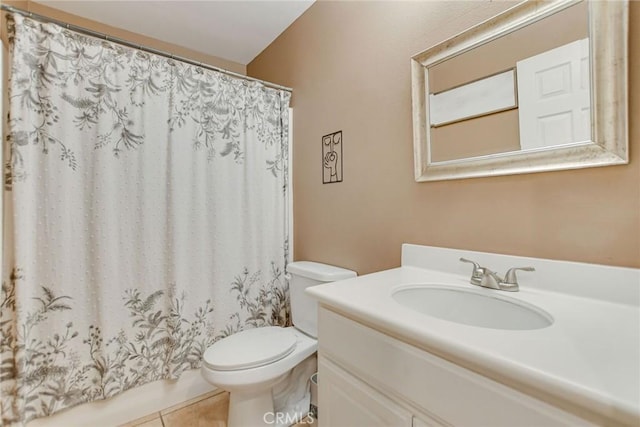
[120, 390, 228, 427]
[120, 391, 315, 427]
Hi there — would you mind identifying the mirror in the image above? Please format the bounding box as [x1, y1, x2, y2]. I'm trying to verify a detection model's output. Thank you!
[411, 0, 628, 181]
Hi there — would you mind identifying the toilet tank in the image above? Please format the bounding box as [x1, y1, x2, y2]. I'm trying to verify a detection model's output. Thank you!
[287, 261, 356, 338]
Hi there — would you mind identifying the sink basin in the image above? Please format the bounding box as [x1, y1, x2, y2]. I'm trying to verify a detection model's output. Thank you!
[392, 285, 553, 330]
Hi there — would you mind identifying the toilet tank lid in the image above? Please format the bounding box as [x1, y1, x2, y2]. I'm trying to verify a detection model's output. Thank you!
[287, 261, 357, 282]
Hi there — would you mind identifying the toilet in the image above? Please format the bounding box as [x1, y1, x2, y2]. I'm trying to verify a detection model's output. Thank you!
[201, 261, 356, 427]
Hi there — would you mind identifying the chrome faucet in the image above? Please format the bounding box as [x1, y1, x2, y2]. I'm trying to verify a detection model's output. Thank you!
[460, 258, 535, 292]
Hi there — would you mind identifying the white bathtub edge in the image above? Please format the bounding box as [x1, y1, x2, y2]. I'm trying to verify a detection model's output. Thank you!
[27, 369, 217, 427]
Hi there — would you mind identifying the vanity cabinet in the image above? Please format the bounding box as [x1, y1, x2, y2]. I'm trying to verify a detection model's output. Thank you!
[317, 307, 596, 427]
[320, 356, 441, 427]
[319, 358, 415, 427]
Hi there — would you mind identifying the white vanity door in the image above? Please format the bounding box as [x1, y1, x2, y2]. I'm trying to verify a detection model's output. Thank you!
[517, 38, 591, 150]
[318, 357, 413, 427]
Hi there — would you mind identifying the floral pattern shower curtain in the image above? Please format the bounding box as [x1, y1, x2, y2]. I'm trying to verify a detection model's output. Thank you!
[0, 14, 291, 425]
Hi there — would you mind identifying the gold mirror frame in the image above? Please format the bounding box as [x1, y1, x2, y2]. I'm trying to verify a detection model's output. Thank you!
[411, 0, 628, 182]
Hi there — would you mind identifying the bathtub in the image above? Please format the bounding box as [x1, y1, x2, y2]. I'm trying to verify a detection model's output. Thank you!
[27, 370, 216, 427]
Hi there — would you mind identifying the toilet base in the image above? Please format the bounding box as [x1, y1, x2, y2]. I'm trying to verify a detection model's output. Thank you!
[228, 389, 275, 427]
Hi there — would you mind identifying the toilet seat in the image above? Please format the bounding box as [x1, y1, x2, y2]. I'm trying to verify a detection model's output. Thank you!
[203, 326, 297, 371]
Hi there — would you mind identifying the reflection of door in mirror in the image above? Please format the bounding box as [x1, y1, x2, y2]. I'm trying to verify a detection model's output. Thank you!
[428, 1, 588, 163]
[517, 38, 590, 150]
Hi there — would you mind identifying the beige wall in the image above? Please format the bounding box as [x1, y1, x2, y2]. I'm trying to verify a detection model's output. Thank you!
[431, 109, 520, 162]
[1, 0, 246, 75]
[248, 0, 640, 274]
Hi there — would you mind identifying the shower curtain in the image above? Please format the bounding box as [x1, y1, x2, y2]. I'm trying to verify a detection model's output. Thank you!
[0, 13, 291, 425]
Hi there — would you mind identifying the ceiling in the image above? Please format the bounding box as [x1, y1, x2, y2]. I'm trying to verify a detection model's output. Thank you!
[36, 1, 315, 65]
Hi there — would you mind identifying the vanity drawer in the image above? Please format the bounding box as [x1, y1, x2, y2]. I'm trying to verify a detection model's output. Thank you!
[318, 307, 595, 427]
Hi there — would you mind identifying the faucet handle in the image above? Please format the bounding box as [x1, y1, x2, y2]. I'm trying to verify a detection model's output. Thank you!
[459, 257, 480, 268]
[503, 267, 535, 286]
[459, 258, 485, 285]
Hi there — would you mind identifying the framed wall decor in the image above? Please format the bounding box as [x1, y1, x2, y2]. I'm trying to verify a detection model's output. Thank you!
[322, 130, 343, 184]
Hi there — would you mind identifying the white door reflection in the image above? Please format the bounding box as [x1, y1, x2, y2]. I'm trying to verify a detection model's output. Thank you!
[517, 38, 591, 150]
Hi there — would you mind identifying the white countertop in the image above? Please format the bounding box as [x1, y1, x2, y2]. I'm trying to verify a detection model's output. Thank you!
[306, 245, 640, 426]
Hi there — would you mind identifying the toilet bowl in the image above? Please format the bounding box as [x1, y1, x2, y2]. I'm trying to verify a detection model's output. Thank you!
[201, 261, 356, 427]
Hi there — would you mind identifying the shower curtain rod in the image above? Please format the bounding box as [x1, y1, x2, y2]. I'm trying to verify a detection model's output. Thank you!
[0, 4, 293, 93]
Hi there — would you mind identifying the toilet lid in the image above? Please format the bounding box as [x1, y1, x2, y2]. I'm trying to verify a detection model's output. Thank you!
[203, 326, 297, 371]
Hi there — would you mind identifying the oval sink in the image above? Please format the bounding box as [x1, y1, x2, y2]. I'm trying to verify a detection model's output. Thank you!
[392, 285, 553, 330]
